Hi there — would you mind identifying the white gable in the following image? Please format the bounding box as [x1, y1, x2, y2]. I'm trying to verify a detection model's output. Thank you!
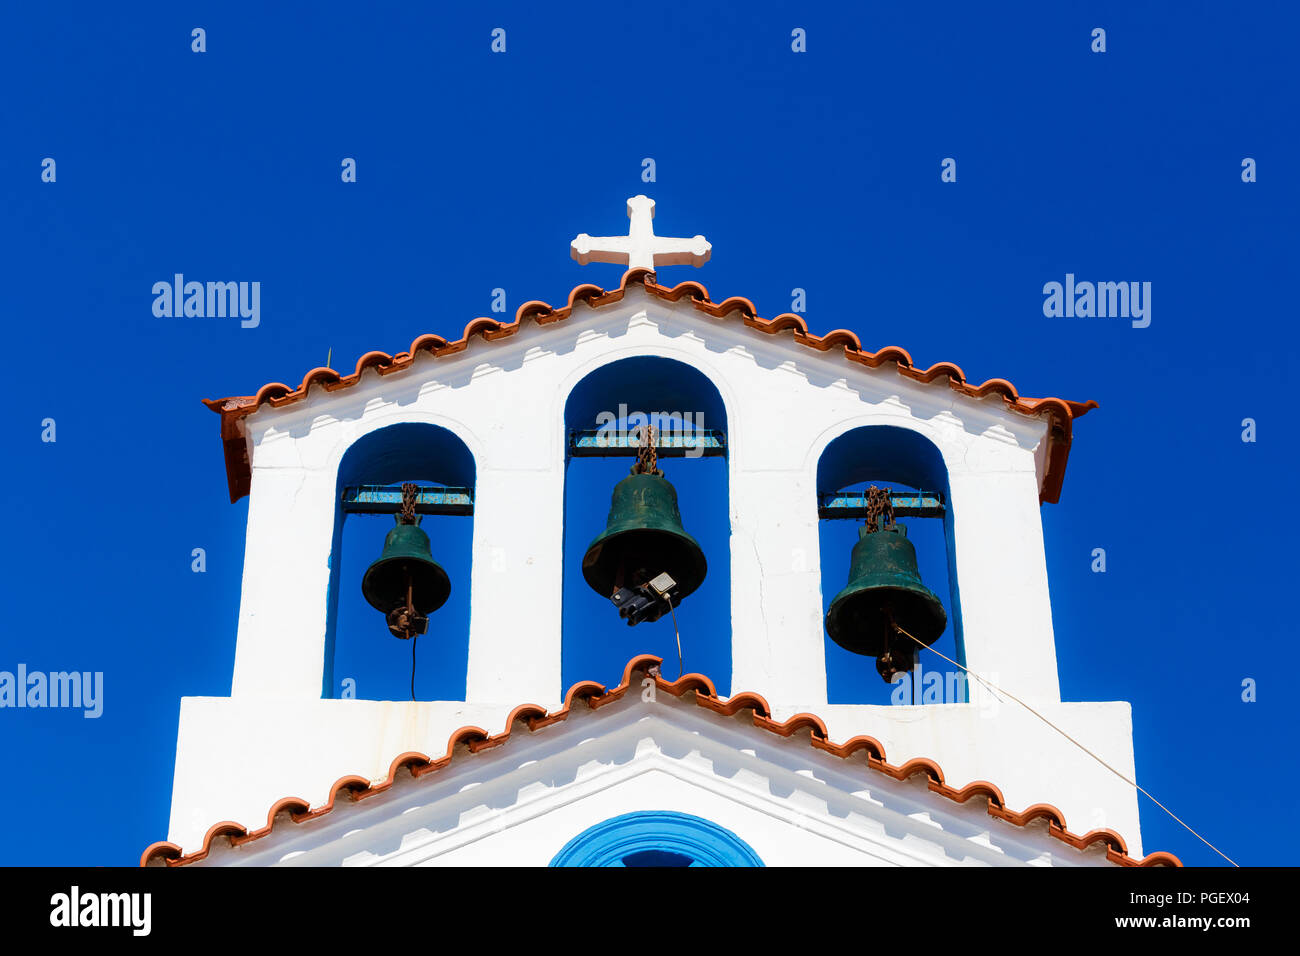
[159, 662, 1129, 867]
[152, 271, 1157, 866]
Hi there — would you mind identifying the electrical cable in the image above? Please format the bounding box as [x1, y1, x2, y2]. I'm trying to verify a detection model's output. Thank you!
[666, 595, 684, 680]
[410, 634, 417, 702]
[894, 624, 1238, 867]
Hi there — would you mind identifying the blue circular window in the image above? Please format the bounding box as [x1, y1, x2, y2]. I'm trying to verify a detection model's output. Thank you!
[549, 811, 764, 867]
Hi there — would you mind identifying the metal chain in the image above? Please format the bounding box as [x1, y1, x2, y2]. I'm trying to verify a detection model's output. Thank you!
[399, 482, 419, 524]
[632, 424, 660, 475]
[863, 485, 894, 533]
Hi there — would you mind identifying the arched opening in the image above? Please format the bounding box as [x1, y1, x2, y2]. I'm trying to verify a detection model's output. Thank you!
[550, 811, 764, 867]
[817, 426, 964, 705]
[562, 357, 731, 695]
[325, 423, 476, 701]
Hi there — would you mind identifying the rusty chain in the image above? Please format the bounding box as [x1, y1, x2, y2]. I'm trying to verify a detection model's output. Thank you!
[632, 424, 660, 475]
[863, 485, 894, 533]
[399, 481, 419, 524]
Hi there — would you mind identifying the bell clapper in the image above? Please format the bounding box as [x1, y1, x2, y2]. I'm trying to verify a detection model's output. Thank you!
[384, 571, 429, 640]
[582, 424, 708, 627]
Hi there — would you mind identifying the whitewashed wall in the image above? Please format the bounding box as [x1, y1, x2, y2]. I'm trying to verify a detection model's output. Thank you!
[180, 686, 1123, 867]
[167, 285, 1141, 858]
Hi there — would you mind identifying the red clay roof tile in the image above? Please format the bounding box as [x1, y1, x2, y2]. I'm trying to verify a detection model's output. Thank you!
[141, 654, 1178, 868]
[203, 269, 1096, 504]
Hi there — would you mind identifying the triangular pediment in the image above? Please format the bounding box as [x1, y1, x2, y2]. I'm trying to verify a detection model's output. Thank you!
[205, 270, 1093, 503]
[145, 657, 1173, 867]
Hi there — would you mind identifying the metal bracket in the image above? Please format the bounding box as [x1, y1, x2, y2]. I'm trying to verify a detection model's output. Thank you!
[568, 428, 727, 459]
[341, 484, 474, 517]
[818, 490, 946, 520]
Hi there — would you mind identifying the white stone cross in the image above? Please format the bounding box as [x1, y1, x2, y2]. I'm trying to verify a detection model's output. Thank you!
[571, 195, 711, 271]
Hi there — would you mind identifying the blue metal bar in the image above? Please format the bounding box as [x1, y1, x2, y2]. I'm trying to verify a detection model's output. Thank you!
[568, 428, 727, 458]
[341, 484, 474, 516]
[818, 490, 946, 519]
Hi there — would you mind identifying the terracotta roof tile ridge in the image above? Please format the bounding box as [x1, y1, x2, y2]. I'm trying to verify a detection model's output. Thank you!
[202, 270, 1095, 505]
[141, 654, 1179, 868]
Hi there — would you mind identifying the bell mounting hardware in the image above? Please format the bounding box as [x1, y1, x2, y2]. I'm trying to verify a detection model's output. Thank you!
[823, 486, 948, 683]
[360, 483, 452, 640]
[582, 426, 707, 625]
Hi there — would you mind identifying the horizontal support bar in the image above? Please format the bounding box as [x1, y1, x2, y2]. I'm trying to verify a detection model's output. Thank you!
[818, 491, 946, 520]
[568, 428, 727, 458]
[341, 484, 474, 516]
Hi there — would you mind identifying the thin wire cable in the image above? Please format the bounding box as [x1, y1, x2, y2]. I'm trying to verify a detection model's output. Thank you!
[410, 634, 418, 702]
[666, 595, 684, 680]
[894, 624, 1238, 867]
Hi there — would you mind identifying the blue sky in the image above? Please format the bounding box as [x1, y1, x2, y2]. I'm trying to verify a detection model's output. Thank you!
[1, 2, 1295, 866]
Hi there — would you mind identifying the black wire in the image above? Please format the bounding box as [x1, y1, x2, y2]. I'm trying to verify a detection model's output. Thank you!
[410, 634, 417, 701]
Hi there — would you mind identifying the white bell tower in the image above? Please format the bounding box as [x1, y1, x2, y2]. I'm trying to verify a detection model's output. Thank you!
[150, 197, 1150, 866]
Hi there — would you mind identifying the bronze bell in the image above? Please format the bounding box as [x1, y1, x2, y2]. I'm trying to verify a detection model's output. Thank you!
[582, 468, 707, 605]
[362, 493, 451, 639]
[825, 515, 946, 683]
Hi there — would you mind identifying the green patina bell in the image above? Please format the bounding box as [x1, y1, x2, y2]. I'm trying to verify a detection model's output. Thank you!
[825, 522, 946, 681]
[362, 522, 451, 637]
[582, 471, 708, 602]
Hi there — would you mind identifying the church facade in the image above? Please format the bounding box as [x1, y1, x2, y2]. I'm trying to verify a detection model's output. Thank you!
[143, 199, 1179, 867]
